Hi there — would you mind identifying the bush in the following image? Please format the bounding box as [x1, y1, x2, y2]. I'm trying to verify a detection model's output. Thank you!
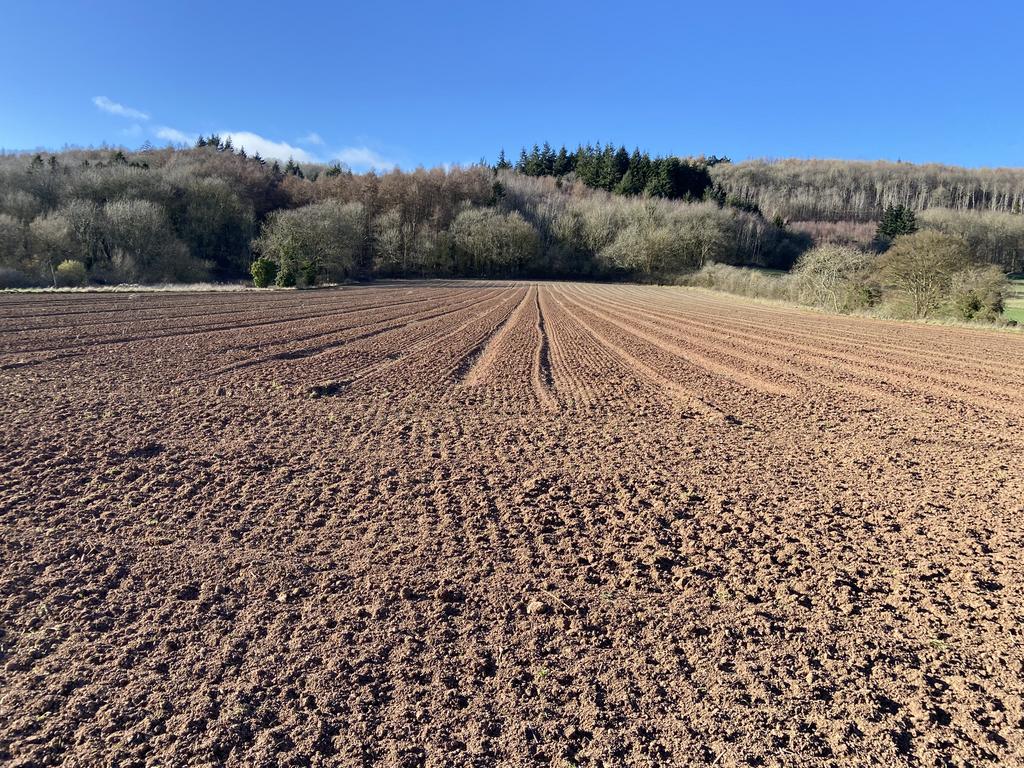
[253, 200, 366, 285]
[876, 231, 969, 317]
[685, 263, 793, 301]
[250, 257, 277, 287]
[949, 265, 1007, 322]
[791, 244, 876, 311]
[601, 221, 688, 276]
[275, 262, 297, 287]
[55, 259, 87, 287]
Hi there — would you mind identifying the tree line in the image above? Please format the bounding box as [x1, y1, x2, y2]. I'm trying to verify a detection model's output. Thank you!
[0, 142, 1022, 290]
[501, 143, 728, 200]
[710, 158, 1024, 221]
[0, 143, 800, 287]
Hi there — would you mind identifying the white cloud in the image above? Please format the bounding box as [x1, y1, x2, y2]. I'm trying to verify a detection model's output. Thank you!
[93, 96, 150, 121]
[335, 146, 396, 170]
[298, 132, 324, 146]
[219, 131, 317, 162]
[155, 126, 194, 145]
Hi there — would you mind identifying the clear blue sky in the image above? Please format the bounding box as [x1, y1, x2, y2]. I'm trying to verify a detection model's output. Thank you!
[1, 0, 1021, 170]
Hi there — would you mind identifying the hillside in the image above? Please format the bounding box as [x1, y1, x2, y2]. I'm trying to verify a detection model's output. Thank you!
[1, 145, 1023, 289]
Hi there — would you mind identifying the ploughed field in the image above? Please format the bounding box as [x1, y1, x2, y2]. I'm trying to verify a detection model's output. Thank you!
[1, 281, 1023, 767]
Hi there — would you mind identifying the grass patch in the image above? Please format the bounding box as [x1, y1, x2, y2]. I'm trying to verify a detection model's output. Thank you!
[1005, 279, 1024, 323]
[1004, 299, 1024, 324]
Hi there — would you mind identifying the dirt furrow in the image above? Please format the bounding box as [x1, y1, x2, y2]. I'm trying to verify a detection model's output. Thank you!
[203, 288, 505, 380]
[459, 286, 533, 386]
[549, 287, 729, 421]
[0, 288, 471, 358]
[531, 288, 557, 412]
[590, 286, 1024, 426]
[564, 284, 798, 398]
[649, 287, 1024, 375]
[296, 287, 525, 397]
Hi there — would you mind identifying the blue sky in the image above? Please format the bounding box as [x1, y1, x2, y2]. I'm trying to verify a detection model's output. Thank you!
[1, 0, 1021, 170]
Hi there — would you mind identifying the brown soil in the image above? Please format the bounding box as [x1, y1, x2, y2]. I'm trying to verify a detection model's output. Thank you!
[1, 281, 1022, 767]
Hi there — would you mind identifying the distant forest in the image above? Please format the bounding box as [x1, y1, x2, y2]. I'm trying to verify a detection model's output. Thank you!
[0, 139, 1022, 289]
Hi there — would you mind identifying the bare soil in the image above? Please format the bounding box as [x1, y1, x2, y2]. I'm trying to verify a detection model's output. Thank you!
[1, 281, 1022, 767]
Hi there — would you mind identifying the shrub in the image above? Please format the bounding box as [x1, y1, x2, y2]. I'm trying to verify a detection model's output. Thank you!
[250, 257, 277, 287]
[55, 259, 88, 287]
[275, 262, 297, 287]
[949, 265, 1007, 322]
[876, 231, 969, 317]
[791, 244, 876, 311]
[601, 221, 688, 276]
[685, 263, 793, 301]
[253, 200, 366, 285]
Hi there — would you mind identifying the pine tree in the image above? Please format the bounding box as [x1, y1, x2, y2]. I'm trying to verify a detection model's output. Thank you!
[575, 144, 597, 186]
[284, 158, 304, 178]
[615, 148, 649, 196]
[612, 146, 630, 179]
[633, 150, 653, 191]
[552, 146, 571, 176]
[877, 204, 918, 241]
[645, 159, 672, 198]
[516, 148, 529, 173]
[525, 144, 543, 176]
[496, 149, 512, 170]
[598, 144, 620, 190]
[540, 142, 555, 175]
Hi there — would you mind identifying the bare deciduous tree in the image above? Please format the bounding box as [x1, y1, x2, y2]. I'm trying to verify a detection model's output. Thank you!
[877, 231, 969, 317]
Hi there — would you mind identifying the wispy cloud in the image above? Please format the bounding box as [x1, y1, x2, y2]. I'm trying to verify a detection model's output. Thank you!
[89, 100, 401, 169]
[220, 131, 317, 162]
[93, 96, 150, 121]
[335, 146, 396, 170]
[155, 126, 194, 145]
